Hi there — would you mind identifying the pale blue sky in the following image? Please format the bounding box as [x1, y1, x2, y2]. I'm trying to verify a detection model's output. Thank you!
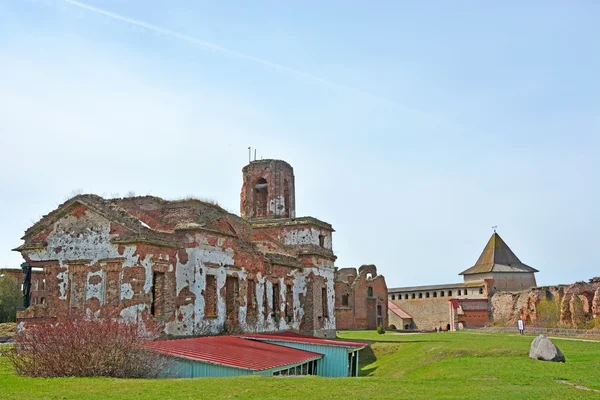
[0, 0, 598, 287]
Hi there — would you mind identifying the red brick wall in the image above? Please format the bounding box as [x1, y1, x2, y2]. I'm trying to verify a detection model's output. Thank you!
[334, 265, 388, 330]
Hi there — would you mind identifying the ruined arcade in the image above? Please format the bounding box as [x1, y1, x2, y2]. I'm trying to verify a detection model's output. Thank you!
[14, 159, 337, 337]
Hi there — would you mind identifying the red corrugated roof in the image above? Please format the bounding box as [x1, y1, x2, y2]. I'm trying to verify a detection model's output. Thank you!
[388, 300, 412, 319]
[238, 332, 366, 349]
[145, 335, 323, 371]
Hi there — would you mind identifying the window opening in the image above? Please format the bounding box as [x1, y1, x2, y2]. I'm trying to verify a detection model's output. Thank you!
[285, 284, 293, 322]
[204, 275, 217, 317]
[342, 294, 349, 306]
[226, 275, 239, 319]
[247, 279, 257, 317]
[151, 271, 165, 317]
[272, 282, 280, 321]
[367, 286, 373, 297]
[321, 287, 328, 318]
[253, 178, 268, 217]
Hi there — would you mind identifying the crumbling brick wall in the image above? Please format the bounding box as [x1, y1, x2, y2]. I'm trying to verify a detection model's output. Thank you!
[490, 278, 600, 327]
[334, 265, 388, 330]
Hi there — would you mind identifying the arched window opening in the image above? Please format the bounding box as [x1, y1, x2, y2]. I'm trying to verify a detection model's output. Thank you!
[391, 294, 395, 300]
[405, 294, 409, 300]
[411, 293, 415, 299]
[448, 290, 452, 296]
[253, 178, 268, 217]
[425, 292, 430, 298]
[458, 289, 462, 296]
[433, 292, 437, 298]
[418, 293, 423, 299]
[479, 287, 484, 294]
[367, 286, 373, 297]
[440, 291, 444, 297]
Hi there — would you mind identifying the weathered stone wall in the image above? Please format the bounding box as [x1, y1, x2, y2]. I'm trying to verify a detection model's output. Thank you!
[490, 279, 600, 327]
[465, 272, 537, 292]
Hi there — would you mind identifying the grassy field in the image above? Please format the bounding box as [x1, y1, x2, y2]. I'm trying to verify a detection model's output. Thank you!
[1, 330, 599, 399]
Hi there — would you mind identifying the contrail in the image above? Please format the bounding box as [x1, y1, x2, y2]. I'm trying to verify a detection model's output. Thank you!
[61, 0, 424, 115]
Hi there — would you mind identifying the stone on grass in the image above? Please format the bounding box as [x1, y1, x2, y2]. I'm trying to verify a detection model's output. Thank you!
[529, 335, 565, 362]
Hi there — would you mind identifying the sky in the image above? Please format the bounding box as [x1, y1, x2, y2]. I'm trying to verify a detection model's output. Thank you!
[0, 0, 598, 288]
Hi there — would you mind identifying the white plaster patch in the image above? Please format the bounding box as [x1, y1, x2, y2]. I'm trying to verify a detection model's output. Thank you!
[283, 228, 331, 250]
[56, 268, 69, 300]
[85, 270, 105, 304]
[120, 303, 147, 323]
[120, 283, 134, 300]
[165, 245, 235, 336]
[269, 195, 286, 216]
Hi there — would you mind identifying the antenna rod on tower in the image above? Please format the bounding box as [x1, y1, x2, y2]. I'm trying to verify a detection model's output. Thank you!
[248, 147, 251, 163]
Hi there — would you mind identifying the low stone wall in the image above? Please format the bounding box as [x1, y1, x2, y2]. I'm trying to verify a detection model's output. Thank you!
[467, 326, 600, 339]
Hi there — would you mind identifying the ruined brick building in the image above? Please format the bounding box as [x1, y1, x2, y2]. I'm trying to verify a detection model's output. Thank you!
[334, 265, 388, 330]
[388, 232, 538, 331]
[14, 159, 338, 337]
[0, 267, 48, 306]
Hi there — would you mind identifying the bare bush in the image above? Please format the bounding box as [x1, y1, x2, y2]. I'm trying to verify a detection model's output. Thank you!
[4, 314, 165, 378]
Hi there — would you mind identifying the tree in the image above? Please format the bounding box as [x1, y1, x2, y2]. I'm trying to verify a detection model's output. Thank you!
[536, 298, 561, 328]
[0, 275, 22, 322]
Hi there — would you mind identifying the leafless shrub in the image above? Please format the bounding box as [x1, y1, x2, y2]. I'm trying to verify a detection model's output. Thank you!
[4, 313, 165, 378]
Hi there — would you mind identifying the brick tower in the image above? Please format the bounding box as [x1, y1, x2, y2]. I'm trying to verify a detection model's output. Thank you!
[240, 159, 296, 219]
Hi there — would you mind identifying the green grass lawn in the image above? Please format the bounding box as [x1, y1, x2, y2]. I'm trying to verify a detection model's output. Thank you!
[1, 331, 599, 399]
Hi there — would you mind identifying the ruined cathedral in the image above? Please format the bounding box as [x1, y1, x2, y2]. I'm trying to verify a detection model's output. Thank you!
[14, 160, 338, 337]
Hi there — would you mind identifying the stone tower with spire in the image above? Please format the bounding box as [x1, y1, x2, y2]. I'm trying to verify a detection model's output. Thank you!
[459, 232, 538, 291]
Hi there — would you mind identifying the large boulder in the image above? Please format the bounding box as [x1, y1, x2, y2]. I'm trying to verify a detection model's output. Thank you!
[529, 335, 565, 362]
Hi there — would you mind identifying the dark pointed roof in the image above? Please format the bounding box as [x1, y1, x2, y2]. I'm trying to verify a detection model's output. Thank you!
[459, 233, 538, 275]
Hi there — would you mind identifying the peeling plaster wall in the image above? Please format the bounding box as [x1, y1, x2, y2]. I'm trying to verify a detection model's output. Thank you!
[25, 209, 161, 323]
[20, 200, 338, 338]
[283, 228, 332, 250]
[269, 196, 286, 216]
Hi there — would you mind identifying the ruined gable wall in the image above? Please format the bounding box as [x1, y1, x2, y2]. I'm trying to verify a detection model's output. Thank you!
[334, 265, 388, 330]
